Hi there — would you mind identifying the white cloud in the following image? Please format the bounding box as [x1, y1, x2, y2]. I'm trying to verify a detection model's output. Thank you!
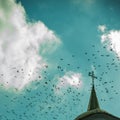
[0, 0, 61, 90]
[100, 27, 120, 57]
[98, 25, 106, 32]
[56, 71, 83, 90]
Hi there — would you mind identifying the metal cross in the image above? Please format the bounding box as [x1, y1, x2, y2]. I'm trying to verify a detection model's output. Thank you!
[88, 71, 97, 86]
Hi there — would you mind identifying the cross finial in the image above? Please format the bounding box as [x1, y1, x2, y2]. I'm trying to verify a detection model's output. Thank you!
[88, 71, 97, 86]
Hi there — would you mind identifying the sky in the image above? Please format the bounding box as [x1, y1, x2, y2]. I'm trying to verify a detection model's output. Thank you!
[0, 0, 120, 119]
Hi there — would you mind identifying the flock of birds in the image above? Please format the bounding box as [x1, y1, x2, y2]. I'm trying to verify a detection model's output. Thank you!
[0, 43, 120, 120]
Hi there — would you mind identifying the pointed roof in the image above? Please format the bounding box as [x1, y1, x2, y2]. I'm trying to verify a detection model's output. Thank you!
[87, 71, 100, 111]
[75, 71, 120, 120]
[87, 84, 100, 111]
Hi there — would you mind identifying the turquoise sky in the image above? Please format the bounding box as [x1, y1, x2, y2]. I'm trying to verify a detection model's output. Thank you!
[1, 0, 120, 120]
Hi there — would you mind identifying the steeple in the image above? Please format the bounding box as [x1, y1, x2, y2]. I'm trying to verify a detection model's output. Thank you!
[87, 71, 100, 111]
[75, 71, 120, 120]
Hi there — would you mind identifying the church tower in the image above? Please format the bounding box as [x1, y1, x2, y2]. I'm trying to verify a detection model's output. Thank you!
[75, 71, 120, 120]
[87, 71, 100, 111]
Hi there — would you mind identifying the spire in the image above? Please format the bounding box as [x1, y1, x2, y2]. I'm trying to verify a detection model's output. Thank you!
[87, 71, 100, 111]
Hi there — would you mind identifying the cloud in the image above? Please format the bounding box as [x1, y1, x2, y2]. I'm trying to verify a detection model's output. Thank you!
[0, 0, 61, 90]
[98, 25, 106, 33]
[55, 71, 83, 94]
[99, 26, 120, 57]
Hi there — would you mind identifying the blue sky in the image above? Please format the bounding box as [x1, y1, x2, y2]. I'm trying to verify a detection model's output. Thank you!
[0, 0, 120, 120]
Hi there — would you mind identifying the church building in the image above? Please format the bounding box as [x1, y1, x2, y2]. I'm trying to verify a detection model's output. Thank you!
[75, 71, 120, 120]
